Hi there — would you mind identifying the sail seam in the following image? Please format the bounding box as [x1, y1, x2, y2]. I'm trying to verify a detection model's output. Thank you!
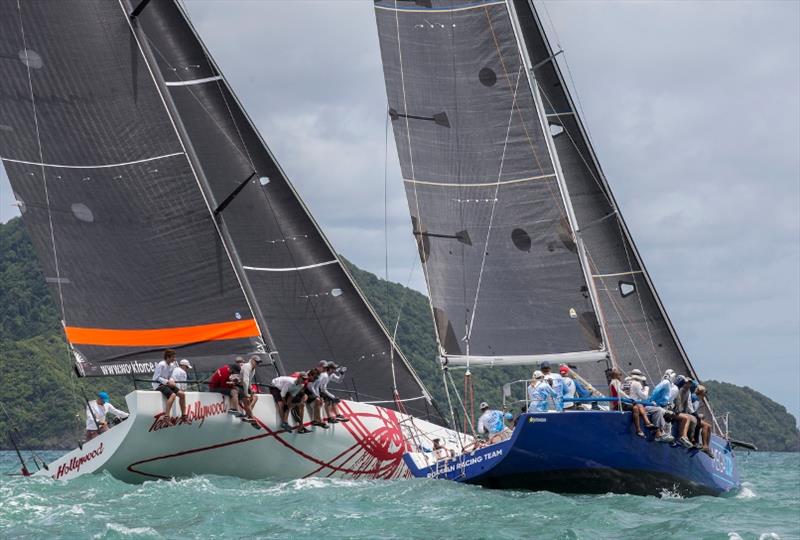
[243, 260, 338, 272]
[403, 173, 554, 187]
[164, 75, 223, 87]
[0, 152, 185, 170]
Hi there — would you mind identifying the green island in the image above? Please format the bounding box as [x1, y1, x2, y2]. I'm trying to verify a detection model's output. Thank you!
[1, 216, 797, 451]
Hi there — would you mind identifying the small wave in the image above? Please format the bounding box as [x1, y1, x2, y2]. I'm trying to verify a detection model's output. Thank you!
[758, 534, 781, 540]
[93, 523, 161, 538]
[735, 482, 757, 499]
[658, 486, 684, 499]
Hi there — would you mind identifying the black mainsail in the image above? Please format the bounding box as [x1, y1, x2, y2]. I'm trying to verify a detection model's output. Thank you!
[374, 0, 607, 369]
[1, 1, 435, 417]
[374, 0, 706, 397]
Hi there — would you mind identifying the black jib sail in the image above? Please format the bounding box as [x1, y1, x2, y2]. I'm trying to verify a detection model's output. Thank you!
[130, 1, 434, 414]
[0, 0, 264, 376]
[373, 0, 607, 367]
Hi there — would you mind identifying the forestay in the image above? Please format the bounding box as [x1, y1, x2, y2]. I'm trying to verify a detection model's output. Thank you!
[0, 1, 263, 375]
[374, 0, 605, 363]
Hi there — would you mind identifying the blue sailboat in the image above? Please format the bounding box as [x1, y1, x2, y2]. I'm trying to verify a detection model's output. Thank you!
[373, 0, 742, 496]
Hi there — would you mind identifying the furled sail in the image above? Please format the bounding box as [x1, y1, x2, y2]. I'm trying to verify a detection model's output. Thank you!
[511, 0, 704, 391]
[373, 0, 605, 364]
[0, 1, 265, 376]
[126, 1, 435, 414]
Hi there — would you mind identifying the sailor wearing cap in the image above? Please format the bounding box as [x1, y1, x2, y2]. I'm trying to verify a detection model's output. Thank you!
[171, 358, 193, 391]
[559, 365, 577, 409]
[527, 370, 562, 413]
[627, 369, 649, 402]
[476, 402, 508, 444]
[239, 355, 262, 420]
[85, 391, 129, 441]
[316, 361, 349, 424]
[540, 361, 564, 409]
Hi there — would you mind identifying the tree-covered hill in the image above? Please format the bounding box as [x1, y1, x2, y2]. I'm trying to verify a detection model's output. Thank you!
[1, 216, 798, 451]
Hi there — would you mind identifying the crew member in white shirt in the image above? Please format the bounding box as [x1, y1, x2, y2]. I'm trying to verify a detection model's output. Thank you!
[85, 391, 129, 441]
[239, 355, 262, 419]
[151, 349, 186, 420]
[269, 373, 310, 433]
[171, 359, 192, 391]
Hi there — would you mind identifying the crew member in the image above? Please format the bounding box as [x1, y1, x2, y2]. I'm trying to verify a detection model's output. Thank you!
[476, 402, 509, 444]
[85, 392, 129, 441]
[269, 372, 311, 433]
[239, 355, 262, 420]
[209, 362, 243, 416]
[152, 349, 186, 420]
[559, 365, 577, 409]
[317, 362, 349, 424]
[528, 370, 561, 413]
[171, 359, 192, 391]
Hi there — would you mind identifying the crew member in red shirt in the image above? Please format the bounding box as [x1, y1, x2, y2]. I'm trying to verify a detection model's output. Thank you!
[209, 363, 243, 416]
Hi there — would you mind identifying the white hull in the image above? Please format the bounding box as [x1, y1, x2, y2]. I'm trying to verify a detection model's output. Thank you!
[39, 390, 461, 483]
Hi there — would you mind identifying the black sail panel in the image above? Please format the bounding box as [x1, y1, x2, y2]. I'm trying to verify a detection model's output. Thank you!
[374, 0, 600, 357]
[512, 0, 700, 391]
[134, 1, 434, 414]
[0, 1, 261, 375]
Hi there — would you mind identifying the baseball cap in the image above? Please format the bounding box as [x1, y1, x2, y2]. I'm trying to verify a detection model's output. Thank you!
[98, 391, 109, 401]
[479, 401, 489, 410]
[235, 356, 245, 363]
[533, 370, 544, 380]
[540, 360, 551, 369]
[629, 368, 646, 381]
[179, 358, 192, 368]
[559, 364, 569, 375]
[318, 360, 328, 368]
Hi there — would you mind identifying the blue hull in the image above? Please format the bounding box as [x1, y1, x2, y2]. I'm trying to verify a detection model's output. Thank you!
[405, 411, 740, 496]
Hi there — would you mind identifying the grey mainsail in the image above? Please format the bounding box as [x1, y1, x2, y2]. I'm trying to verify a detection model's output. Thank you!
[374, 0, 605, 365]
[374, 0, 707, 399]
[0, 0, 263, 375]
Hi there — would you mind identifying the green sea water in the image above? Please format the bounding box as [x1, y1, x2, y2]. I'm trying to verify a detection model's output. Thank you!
[0, 450, 798, 539]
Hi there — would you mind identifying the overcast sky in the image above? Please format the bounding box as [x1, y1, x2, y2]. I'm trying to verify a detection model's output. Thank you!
[1, 0, 798, 422]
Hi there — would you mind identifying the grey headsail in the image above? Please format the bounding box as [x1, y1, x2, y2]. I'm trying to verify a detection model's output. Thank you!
[0, 1, 264, 376]
[510, 0, 705, 392]
[374, 0, 605, 364]
[131, 1, 435, 417]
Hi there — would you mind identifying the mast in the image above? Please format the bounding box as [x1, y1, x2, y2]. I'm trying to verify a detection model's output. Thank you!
[123, 0, 284, 374]
[504, 0, 612, 366]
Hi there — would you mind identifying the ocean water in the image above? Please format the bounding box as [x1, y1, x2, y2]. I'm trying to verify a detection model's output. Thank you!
[0, 451, 797, 539]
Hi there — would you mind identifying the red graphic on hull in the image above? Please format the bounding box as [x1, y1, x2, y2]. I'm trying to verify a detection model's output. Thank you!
[128, 402, 413, 480]
[148, 398, 226, 432]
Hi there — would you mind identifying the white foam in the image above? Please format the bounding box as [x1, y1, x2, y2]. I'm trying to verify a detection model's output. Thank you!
[93, 523, 160, 538]
[735, 482, 757, 499]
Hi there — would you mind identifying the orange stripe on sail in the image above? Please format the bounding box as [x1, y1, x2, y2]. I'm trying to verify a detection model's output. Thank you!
[64, 319, 259, 347]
